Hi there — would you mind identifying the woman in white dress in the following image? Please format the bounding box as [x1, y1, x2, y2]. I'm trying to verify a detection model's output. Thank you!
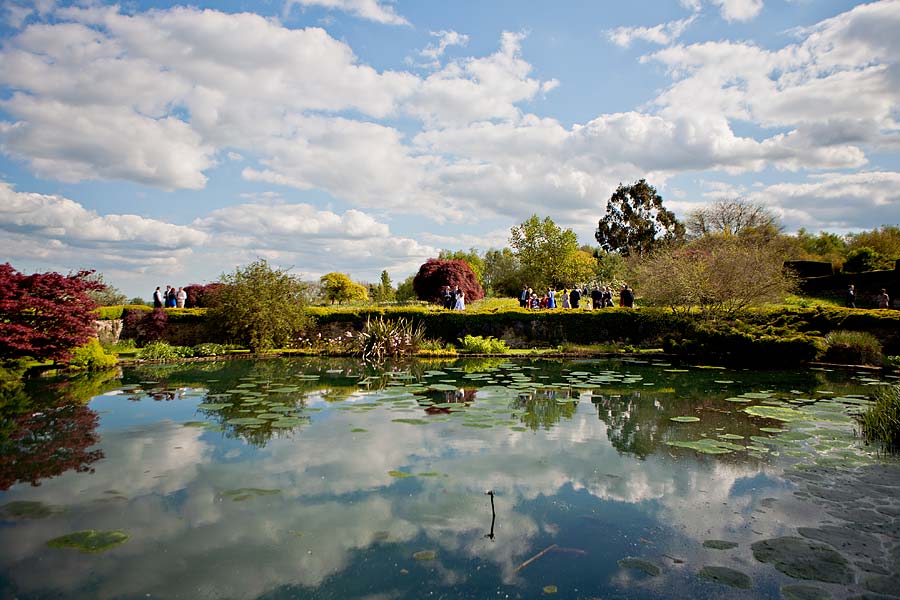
[561, 289, 570, 309]
[454, 289, 465, 311]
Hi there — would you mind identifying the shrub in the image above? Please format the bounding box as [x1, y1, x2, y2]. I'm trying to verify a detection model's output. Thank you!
[823, 330, 882, 365]
[417, 339, 458, 356]
[123, 308, 168, 345]
[459, 335, 510, 354]
[96, 304, 150, 320]
[208, 260, 313, 353]
[858, 384, 900, 454]
[191, 343, 232, 357]
[413, 258, 485, 304]
[183, 283, 225, 308]
[137, 341, 193, 361]
[356, 317, 425, 362]
[67, 339, 118, 371]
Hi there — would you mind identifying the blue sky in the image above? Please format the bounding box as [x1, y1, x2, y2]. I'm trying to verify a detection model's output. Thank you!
[0, 0, 898, 299]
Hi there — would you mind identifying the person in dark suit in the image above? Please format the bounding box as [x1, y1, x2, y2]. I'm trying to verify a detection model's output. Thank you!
[569, 287, 581, 309]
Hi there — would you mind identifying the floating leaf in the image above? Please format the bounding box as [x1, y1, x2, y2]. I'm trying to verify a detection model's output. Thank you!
[392, 418, 429, 425]
[413, 550, 436, 560]
[670, 416, 700, 423]
[703, 540, 739, 550]
[617, 557, 661, 576]
[698, 566, 751, 589]
[227, 417, 266, 425]
[388, 471, 414, 478]
[542, 585, 558, 594]
[1, 501, 60, 519]
[780, 584, 832, 600]
[743, 406, 807, 422]
[46, 530, 128, 553]
[351, 428, 368, 433]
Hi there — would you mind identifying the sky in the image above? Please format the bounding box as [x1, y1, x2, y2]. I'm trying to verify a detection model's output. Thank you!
[0, 0, 898, 299]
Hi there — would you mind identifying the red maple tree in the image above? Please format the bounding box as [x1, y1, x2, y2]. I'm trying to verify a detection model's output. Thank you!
[413, 259, 485, 304]
[0, 263, 103, 362]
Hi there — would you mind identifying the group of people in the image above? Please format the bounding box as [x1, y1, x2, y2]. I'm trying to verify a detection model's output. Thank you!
[441, 286, 466, 311]
[519, 284, 634, 310]
[846, 284, 892, 309]
[153, 285, 187, 308]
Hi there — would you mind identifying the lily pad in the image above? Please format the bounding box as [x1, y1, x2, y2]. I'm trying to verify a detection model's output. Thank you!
[698, 566, 751, 589]
[780, 584, 832, 600]
[388, 471, 414, 478]
[743, 406, 807, 422]
[703, 540, 739, 550]
[751, 536, 852, 584]
[221, 488, 281, 501]
[413, 550, 436, 560]
[351, 428, 368, 433]
[543, 585, 558, 594]
[197, 403, 231, 410]
[392, 418, 429, 425]
[1, 500, 60, 519]
[617, 557, 661, 576]
[670, 416, 701, 423]
[226, 417, 266, 425]
[46, 530, 128, 553]
[666, 439, 735, 454]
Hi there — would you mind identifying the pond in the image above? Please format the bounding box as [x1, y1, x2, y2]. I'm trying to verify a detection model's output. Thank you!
[1, 357, 899, 599]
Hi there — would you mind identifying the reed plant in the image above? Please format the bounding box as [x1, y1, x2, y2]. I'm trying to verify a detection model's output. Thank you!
[356, 316, 426, 362]
[822, 330, 882, 365]
[859, 384, 900, 454]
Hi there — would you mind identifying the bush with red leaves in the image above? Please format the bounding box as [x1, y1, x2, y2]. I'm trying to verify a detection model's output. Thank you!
[183, 283, 225, 308]
[412, 259, 485, 304]
[0, 263, 103, 362]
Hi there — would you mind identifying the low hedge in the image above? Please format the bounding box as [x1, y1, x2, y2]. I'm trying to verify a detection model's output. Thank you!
[96, 305, 207, 322]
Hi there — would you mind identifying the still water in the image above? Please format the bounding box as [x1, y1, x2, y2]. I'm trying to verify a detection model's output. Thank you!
[1, 357, 898, 599]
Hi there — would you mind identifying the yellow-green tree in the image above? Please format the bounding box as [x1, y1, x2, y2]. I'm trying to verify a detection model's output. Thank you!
[321, 272, 368, 304]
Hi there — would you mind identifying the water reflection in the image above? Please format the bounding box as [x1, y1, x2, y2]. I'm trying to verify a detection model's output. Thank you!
[0, 357, 894, 599]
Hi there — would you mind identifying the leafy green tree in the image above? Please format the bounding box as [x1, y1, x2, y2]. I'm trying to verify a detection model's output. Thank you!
[795, 228, 848, 269]
[372, 270, 395, 302]
[558, 249, 600, 288]
[82, 271, 127, 306]
[843, 247, 885, 273]
[509, 215, 582, 290]
[847, 225, 900, 265]
[395, 275, 416, 302]
[320, 272, 368, 304]
[208, 259, 312, 353]
[439, 249, 485, 284]
[595, 179, 685, 257]
[593, 249, 629, 286]
[482, 248, 523, 297]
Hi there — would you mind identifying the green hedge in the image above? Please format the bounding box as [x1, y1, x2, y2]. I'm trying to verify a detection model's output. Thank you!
[96, 305, 207, 323]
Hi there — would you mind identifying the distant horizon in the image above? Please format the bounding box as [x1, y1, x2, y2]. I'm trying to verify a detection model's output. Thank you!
[1, 0, 897, 299]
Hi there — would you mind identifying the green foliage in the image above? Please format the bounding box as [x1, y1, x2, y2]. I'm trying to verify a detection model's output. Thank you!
[395, 275, 417, 302]
[458, 335, 510, 354]
[823, 330, 882, 365]
[356, 316, 426, 362]
[209, 259, 313, 353]
[482, 248, 522, 297]
[858, 384, 900, 454]
[795, 228, 847, 269]
[509, 215, 589, 290]
[320, 272, 369, 304]
[686, 199, 779, 239]
[371, 270, 395, 302]
[843, 246, 888, 273]
[417, 339, 457, 356]
[595, 179, 685, 257]
[662, 320, 824, 367]
[847, 225, 900, 261]
[191, 343, 233, 357]
[83, 272, 128, 306]
[884, 356, 900, 369]
[67, 339, 118, 371]
[127, 297, 148, 306]
[96, 304, 149, 320]
[137, 340, 194, 360]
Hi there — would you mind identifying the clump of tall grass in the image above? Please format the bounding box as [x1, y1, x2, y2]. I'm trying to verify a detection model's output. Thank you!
[458, 335, 510, 354]
[822, 330, 882, 365]
[137, 340, 194, 361]
[356, 316, 426, 362]
[859, 384, 900, 455]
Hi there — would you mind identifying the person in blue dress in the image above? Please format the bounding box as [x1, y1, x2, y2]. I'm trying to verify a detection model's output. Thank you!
[547, 287, 556, 309]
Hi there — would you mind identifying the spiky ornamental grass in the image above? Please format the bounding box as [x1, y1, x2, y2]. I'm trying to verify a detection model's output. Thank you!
[859, 384, 900, 455]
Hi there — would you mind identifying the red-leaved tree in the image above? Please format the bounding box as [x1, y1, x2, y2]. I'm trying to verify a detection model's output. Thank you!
[183, 283, 225, 308]
[0, 263, 103, 362]
[412, 259, 485, 304]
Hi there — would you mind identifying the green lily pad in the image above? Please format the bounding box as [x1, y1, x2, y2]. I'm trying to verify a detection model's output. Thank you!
[392, 418, 429, 425]
[388, 471, 414, 478]
[666, 439, 735, 454]
[670, 416, 700, 423]
[1, 501, 60, 519]
[221, 488, 281, 501]
[46, 530, 129, 553]
[698, 566, 751, 589]
[703, 540, 738, 550]
[197, 402, 231, 410]
[617, 557, 661, 576]
[226, 417, 266, 425]
[751, 537, 852, 584]
[351, 428, 368, 433]
[543, 585, 558, 594]
[743, 406, 807, 422]
[717, 434, 744, 440]
[413, 550, 436, 560]
[182, 421, 211, 427]
[780, 584, 831, 600]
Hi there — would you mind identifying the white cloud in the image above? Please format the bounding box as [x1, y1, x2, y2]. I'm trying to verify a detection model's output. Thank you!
[713, 0, 764, 22]
[283, 0, 409, 25]
[606, 15, 697, 48]
[420, 30, 470, 61]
